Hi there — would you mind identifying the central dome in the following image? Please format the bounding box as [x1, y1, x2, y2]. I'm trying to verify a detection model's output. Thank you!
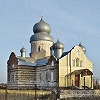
[30, 33, 53, 42]
[30, 18, 53, 42]
[33, 18, 51, 34]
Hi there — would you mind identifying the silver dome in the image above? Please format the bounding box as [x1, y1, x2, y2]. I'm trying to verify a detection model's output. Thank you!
[20, 47, 26, 52]
[52, 40, 64, 50]
[79, 43, 86, 53]
[30, 33, 53, 42]
[33, 18, 51, 34]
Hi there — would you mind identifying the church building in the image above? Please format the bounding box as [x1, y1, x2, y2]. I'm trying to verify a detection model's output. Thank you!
[7, 17, 93, 90]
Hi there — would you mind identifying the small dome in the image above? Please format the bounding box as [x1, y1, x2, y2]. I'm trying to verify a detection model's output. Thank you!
[79, 43, 86, 53]
[20, 47, 26, 52]
[52, 40, 64, 50]
[33, 18, 51, 34]
[30, 33, 53, 42]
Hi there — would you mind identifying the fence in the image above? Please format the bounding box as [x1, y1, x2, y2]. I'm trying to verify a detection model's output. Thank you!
[60, 89, 100, 99]
[0, 89, 50, 100]
[0, 89, 100, 100]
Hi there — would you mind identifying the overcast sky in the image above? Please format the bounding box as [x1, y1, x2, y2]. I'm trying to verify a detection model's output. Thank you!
[0, 0, 100, 83]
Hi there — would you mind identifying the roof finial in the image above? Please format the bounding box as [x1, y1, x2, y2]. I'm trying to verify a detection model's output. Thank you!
[41, 10, 44, 20]
[79, 36, 82, 45]
[23, 42, 25, 48]
[57, 33, 60, 41]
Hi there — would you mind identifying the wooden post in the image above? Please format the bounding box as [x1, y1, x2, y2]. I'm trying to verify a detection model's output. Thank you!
[91, 75, 92, 89]
[84, 77, 85, 89]
[5, 88, 7, 100]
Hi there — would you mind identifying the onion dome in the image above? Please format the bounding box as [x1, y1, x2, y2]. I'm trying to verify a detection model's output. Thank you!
[30, 18, 53, 42]
[33, 18, 51, 34]
[79, 43, 86, 53]
[20, 47, 26, 52]
[52, 40, 64, 50]
[30, 33, 53, 42]
[20, 47, 26, 57]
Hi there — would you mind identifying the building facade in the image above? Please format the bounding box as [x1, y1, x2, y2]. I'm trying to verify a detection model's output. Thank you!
[7, 17, 93, 90]
[59, 45, 93, 89]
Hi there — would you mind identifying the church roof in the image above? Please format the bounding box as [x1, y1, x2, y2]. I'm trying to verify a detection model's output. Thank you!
[65, 69, 93, 77]
[60, 51, 70, 58]
[17, 56, 36, 66]
[17, 56, 50, 67]
[59, 44, 86, 59]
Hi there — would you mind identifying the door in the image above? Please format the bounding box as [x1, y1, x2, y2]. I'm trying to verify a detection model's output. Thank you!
[75, 75, 80, 87]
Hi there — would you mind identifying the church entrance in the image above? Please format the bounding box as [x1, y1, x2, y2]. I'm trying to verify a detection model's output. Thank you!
[75, 75, 80, 87]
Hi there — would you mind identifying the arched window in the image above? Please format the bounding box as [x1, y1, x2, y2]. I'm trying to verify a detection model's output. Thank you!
[38, 46, 41, 52]
[73, 59, 75, 66]
[76, 58, 79, 67]
[80, 60, 83, 67]
[51, 60, 54, 66]
[12, 64, 14, 68]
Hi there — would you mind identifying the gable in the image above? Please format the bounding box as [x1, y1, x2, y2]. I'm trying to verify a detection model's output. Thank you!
[7, 52, 18, 66]
[48, 55, 57, 65]
[71, 46, 84, 58]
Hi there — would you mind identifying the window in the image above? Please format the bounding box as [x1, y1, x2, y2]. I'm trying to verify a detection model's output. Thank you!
[80, 60, 83, 67]
[76, 49, 79, 55]
[12, 64, 14, 68]
[51, 60, 54, 66]
[76, 58, 79, 67]
[38, 46, 41, 52]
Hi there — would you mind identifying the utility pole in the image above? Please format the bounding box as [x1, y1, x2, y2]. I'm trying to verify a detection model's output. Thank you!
[5, 85, 7, 100]
[34, 84, 37, 100]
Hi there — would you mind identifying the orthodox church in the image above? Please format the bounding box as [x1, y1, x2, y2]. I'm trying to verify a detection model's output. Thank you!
[7, 17, 93, 90]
